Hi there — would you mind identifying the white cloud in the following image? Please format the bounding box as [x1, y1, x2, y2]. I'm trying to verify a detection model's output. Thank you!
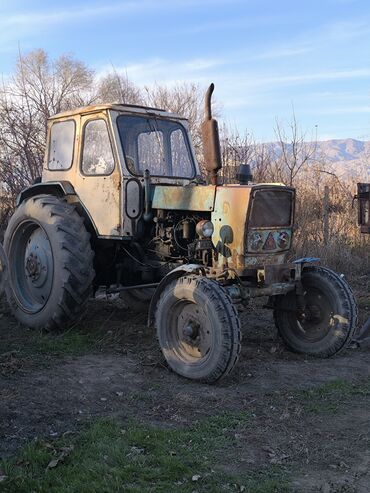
[232, 68, 370, 91]
[0, 0, 247, 53]
[97, 57, 218, 86]
[250, 46, 313, 61]
[0, 0, 245, 29]
[172, 13, 283, 36]
[304, 105, 370, 116]
[100, 57, 370, 91]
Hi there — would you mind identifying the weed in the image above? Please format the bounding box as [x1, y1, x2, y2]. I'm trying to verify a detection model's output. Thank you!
[1, 414, 291, 493]
[297, 378, 370, 414]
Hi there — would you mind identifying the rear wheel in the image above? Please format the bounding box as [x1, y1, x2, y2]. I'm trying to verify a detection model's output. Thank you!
[4, 194, 95, 329]
[274, 266, 357, 356]
[155, 276, 241, 383]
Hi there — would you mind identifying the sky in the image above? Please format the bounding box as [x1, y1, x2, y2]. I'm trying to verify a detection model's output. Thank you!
[0, 0, 370, 142]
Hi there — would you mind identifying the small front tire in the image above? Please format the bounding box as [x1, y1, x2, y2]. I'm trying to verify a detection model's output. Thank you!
[274, 266, 357, 357]
[155, 276, 241, 383]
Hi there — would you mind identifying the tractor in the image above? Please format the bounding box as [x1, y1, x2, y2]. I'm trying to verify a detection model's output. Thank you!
[1, 84, 358, 382]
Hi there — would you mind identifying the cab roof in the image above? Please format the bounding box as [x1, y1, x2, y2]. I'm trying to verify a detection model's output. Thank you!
[48, 103, 187, 121]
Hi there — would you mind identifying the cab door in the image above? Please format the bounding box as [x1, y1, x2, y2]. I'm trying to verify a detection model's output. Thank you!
[74, 113, 121, 237]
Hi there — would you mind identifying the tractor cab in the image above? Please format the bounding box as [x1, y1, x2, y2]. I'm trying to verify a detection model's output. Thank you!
[39, 104, 200, 238]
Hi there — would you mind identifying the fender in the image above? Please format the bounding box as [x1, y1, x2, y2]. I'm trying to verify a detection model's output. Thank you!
[293, 257, 320, 265]
[16, 181, 76, 206]
[16, 181, 98, 237]
[148, 263, 207, 327]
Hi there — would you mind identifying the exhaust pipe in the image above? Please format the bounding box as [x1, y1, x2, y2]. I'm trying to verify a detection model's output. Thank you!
[201, 83, 222, 185]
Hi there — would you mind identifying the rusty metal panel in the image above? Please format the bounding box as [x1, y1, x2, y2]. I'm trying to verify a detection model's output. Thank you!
[74, 112, 122, 237]
[212, 185, 251, 271]
[212, 184, 294, 274]
[244, 252, 288, 267]
[152, 185, 216, 211]
[42, 112, 122, 237]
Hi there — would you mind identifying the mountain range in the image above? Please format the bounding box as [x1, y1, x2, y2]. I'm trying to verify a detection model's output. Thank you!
[299, 138, 369, 179]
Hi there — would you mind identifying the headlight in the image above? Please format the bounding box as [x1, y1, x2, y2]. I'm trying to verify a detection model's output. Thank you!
[196, 220, 214, 238]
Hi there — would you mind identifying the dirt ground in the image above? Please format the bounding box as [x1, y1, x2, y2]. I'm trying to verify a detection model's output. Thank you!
[1, 289, 370, 492]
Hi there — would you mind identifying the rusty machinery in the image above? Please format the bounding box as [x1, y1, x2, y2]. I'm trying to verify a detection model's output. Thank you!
[1, 85, 357, 383]
[353, 183, 370, 346]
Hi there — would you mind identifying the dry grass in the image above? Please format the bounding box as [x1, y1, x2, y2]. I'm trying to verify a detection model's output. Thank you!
[290, 173, 370, 279]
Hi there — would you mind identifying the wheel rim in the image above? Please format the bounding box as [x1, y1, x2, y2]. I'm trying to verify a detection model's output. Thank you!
[167, 300, 213, 363]
[10, 221, 54, 313]
[297, 287, 334, 342]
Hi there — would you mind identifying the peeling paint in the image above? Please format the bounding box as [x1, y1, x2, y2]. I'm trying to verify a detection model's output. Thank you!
[152, 185, 216, 211]
[212, 185, 294, 277]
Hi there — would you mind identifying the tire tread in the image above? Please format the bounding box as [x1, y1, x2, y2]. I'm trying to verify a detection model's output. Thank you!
[4, 194, 95, 330]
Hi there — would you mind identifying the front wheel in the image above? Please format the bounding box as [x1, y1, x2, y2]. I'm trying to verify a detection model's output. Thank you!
[155, 276, 241, 383]
[274, 266, 357, 357]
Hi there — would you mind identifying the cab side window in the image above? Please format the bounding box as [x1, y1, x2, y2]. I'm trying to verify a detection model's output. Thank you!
[48, 120, 75, 170]
[82, 119, 115, 175]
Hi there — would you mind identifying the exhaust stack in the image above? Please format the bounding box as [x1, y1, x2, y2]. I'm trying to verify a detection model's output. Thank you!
[201, 83, 222, 185]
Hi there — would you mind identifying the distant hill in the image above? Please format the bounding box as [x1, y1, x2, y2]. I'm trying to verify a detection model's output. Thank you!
[266, 138, 370, 180]
[315, 138, 370, 179]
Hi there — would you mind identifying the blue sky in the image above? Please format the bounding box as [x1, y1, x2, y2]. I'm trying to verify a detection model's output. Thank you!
[1, 0, 370, 142]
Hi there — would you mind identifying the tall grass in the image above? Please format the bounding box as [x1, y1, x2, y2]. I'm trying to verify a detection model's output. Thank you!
[292, 173, 370, 279]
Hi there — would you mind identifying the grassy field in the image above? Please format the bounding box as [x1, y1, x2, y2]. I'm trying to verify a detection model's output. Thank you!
[1, 414, 291, 493]
[2, 376, 370, 492]
[1, 297, 370, 492]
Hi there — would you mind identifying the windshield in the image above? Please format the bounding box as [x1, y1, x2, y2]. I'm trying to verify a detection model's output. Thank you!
[117, 115, 195, 178]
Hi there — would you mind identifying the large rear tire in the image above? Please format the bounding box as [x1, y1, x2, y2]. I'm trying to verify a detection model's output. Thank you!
[155, 276, 241, 383]
[4, 195, 94, 329]
[274, 266, 357, 357]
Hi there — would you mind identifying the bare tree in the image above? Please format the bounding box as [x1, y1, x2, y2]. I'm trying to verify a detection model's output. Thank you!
[143, 82, 205, 158]
[219, 124, 256, 183]
[253, 143, 274, 182]
[96, 71, 143, 105]
[273, 112, 317, 186]
[0, 49, 95, 198]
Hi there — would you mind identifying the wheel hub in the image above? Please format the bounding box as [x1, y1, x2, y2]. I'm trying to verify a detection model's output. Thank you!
[10, 223, 54, 313]
[183, 321, 200, 339]
[25, 253, 41, 279]
[305, 304, 322, 322]
[176, 304, 212, 359]
[24, 239, 49, 288]
[297, 289, 332, 340]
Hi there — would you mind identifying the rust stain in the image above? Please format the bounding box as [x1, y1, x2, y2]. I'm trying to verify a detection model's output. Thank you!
[212, 185, 251, 272]
[152, 185, 216, 211]
[212, 185, 293, 275]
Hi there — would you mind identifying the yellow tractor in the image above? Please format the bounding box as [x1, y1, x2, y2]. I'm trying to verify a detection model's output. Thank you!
[2, 85, 357, 382]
